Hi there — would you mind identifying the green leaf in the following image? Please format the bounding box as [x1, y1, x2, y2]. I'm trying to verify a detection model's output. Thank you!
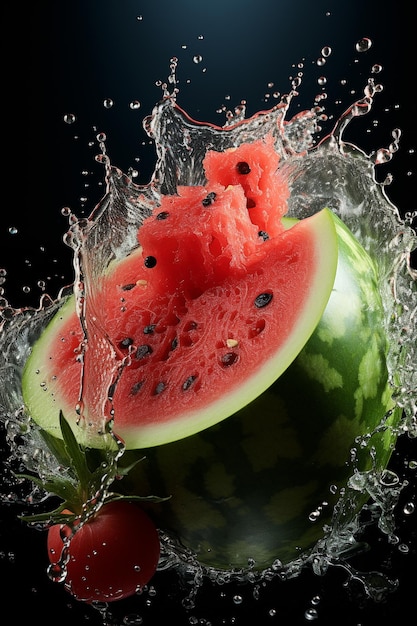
[42, 477, 79, 503]
[13, 472, 46, 491]
[59, 411, 92, 489]
[39, 427, 72, 468]
[17, 411, 168, 526]
[20, 503, 75, 525]
[14, 471, 79, 503]
[115, 456, 146, 477]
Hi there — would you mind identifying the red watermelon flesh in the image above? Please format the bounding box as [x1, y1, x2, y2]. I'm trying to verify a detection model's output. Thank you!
[203, 134, 287, 238]
[136, 183, 260, 296]
[22, 138, 338, 449]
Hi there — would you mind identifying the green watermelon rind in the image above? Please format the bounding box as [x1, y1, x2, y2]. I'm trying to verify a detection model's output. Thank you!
[22, 208, 339, 450]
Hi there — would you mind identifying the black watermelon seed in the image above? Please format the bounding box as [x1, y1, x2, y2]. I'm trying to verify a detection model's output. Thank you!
[119, 337, 134, 349]
[182, 375, 197, 391]
[130, 381, 144, 395]
[143, 324, 156, 334]
[121, 283, 136, 291]
[258, 230, 269, 241]
[246, 198, 256, 209]
[156, 211, 170, 220]
[236, 161, 251, 175]
[255, 292, 273, 308]
[220, 352, 239, 367]
[154, 381, 166, 395]
[171, 336, 178, 350]
[144, 256, 157, 268]
[136, 344, 153, 359]
[202, 191, 217, 207]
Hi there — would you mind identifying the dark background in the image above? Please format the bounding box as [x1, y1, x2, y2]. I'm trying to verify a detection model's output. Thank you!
[1, 1, 415, 624]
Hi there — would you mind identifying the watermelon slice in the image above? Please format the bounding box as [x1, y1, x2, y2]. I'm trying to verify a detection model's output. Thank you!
[22, 138, 339, 450]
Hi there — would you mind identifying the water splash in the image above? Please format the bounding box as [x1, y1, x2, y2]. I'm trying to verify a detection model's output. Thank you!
[0, 50, 416, 621]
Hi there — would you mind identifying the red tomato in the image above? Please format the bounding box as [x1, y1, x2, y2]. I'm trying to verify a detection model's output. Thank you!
[47, 500, 160, 603]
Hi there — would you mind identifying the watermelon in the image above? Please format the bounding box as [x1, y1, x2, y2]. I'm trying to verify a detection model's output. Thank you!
[120, 211, 399, 569]
[22, 137, 338, 449]
[21, 137, 399, 570]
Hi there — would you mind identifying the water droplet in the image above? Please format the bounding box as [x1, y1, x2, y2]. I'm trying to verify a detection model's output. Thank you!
[130, 100, 141, 110]
[375, 148, 392, 165]
[47, 561, 67, 583]
[103, 98, 114, 109]
[317, 57, 326, 67]
[379, 469, 400, 486]
[403, 502, 415, 515]
[304, 608, 318, 621]
[233, 594, 243, 605]
[136, 15, 143, 21]
[318, 76, 327, 86]
[356, 37, 372, 52]
[398, 543, 409, 554]
[63, 113, 76, 124]
[8, 226, 18, 235]
[95, 153, 109, 165]
[193, 54, 203, 64]
[0, 305, 14, 319]
[321, 46, 332, 57]
[371, 64, 383, 74]
[122, 615, 143, 625]
[181, 596, 195, 610]
[308, 509, 321, 522]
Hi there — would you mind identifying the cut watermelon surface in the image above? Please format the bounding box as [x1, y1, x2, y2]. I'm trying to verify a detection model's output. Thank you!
[22, 138, 339, 449]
